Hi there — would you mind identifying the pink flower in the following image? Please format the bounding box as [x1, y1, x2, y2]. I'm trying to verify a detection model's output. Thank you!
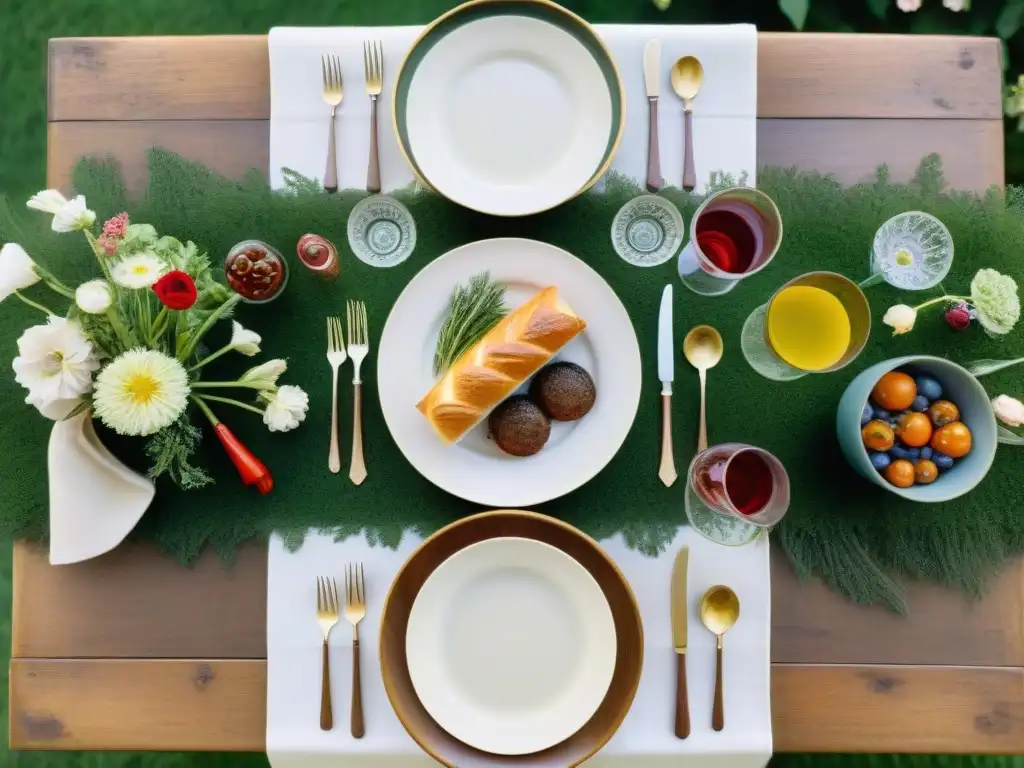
[992, 395, 1024, 427]
[102, 212, 129, 239]
[96, 234, 118, 256]
[897, 0, 922, 10]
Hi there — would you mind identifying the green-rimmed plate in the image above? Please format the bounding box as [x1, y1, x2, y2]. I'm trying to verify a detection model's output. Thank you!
[392, 0, 624, 217]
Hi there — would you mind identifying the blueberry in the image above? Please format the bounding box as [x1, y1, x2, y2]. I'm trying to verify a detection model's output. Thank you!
[890, 445, 912, 460]
[933, 452, 954, 471]
[920, 446, 933, 460]
[915, 376, 943, 401]
[906, 447, 921, 461]
[861, 404, 873, 426]
[873, 407, 891, 421]
[870, 452, 891, 472]
[911, 395, 930, 412]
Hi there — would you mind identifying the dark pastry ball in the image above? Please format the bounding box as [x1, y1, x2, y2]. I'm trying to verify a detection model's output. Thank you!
[489, 396, 551, 457]
[530, 362, 597, 421]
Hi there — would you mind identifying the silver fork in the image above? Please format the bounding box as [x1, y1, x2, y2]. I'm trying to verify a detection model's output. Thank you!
[327, 316, 347, 473]
[316, 576, 340, 731]
[346, 300, 369, 485]
[345, 563, 367, 738]
[321, 54, 344, 193]
[363, 40, 383, 193]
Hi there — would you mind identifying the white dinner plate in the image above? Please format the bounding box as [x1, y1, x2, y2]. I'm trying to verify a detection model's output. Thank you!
[400, 9, 616, 216]
[405, 536, 617, 755]
[377, 237, 641, 508]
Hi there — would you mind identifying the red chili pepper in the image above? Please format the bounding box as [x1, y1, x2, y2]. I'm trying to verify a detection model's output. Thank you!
[213, 422, 273, 494]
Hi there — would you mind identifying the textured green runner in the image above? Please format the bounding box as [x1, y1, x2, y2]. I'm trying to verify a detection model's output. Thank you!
[0, 150, 1021, 612]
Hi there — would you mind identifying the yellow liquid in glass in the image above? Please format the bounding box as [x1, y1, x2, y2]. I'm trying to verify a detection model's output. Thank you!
[767, 285, 851, 371]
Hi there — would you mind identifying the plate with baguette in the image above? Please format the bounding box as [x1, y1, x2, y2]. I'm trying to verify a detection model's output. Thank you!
[378, 237, 641, 508]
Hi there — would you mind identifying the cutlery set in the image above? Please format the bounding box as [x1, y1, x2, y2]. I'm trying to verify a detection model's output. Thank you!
[326, 300, 371, 484]
[644, 40, 704, 193]
[317, 565, 367, 735]
[321, 41, 385, 194]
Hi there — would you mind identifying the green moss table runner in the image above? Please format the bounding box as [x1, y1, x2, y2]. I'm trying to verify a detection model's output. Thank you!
[1, 150, 1021, 613]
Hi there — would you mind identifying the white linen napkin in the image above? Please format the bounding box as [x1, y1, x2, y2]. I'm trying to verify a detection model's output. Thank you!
[266, 528, 771, 768]
[268, 24, 756, 193]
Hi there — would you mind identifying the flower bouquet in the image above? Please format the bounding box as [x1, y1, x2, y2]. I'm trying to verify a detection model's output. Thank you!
[3, 189, 309, 494]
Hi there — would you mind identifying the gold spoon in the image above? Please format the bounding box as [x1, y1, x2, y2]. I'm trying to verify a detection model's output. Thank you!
[670, 56, 705, 192]
[700, 585, 740, 732]
[683, 325, 723, 454]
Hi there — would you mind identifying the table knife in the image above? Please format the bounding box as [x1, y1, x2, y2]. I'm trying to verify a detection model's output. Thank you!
[671, 545, 690, 739]
[644, 39, 663, 192]
[658, 284, 677, 486]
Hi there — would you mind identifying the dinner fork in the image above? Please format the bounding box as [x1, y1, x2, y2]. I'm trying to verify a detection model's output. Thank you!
[316, 576, 340, 731]
[321, 54, 343, 193]
[363, 40, 383, 193]
[327, 316, 347, 473]
[346, 300, 369, 485]
[345, 562, 367, 738]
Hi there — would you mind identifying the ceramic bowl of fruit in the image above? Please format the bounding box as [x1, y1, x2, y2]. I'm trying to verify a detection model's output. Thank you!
[836, 355, 997, 502]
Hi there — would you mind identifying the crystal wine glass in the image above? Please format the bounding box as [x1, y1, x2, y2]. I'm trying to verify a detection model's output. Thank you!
[861, 211, 953, 291]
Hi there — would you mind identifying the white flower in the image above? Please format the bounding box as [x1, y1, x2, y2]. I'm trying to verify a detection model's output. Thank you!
[93, 348, 190, 436]
[12, 317, 99, 415]
[943, 0, 968, 10]
[897, 0, 922, 10]
[74, 279, 113, 314]
[111, 252, 168, 289]
[883, 304, 917, 335]
[26, 189, 69, 215]
[992, 395, 1024, 427]
[52, 195, 96, 233]
[230, 321, 262, 356]
[239, 359, 287, 389]
[0, 243, 41, 302]
[262, 385, 309, 432]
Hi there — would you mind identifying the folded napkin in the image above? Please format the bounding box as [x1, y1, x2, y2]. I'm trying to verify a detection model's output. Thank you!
[268, 24, 756, 194]
[266, 528, 771, 768]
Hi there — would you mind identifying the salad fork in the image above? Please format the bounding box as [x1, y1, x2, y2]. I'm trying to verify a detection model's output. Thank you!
[363, 40, 383, 193]
[316, 576, 340, 731]
[346, 300, 369, 485]
[345, 563, 367, 738]
[326, 316, 347, 473]
[321, 54, 343, 193]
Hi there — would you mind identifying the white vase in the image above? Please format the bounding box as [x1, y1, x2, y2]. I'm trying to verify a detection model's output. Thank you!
[47, 410, 155, 565]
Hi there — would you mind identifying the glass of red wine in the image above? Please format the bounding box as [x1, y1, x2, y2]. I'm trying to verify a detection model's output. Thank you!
[689, 442, 790, 527]
[677, 187, 783, 296]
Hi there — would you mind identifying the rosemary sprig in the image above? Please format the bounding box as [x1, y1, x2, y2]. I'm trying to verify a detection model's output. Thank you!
[433, 272, 508, 375]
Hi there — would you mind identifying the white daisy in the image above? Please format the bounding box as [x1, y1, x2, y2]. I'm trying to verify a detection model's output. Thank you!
[230, 321, 262, 356]
[51, 195, 95, 233]
[74, 279, 113, 314]
[93, 348, 190, 436]
[26, 189, 69, 215]
[262, 384, 309, 432]
[112, 252, 168, 290]
[12, 317, 99, 414]
[0, 243, 41, 302]
[239, 359, 287, 389]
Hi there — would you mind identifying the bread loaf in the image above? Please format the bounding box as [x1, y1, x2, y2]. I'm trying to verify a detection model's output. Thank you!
[417, 287, 586, 444]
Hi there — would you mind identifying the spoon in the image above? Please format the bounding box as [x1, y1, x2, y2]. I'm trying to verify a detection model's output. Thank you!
[700, 585, 740, 731]
[670, 56, 704, 192]
[683, 325, 723, 454]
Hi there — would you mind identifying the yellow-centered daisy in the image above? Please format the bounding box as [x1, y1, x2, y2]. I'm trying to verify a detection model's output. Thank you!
[112, 252, 168, 290]
[93, 348, 190, 436]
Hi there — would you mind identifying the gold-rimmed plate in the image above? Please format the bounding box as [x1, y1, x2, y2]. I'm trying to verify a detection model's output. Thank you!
[392, 0, 624, 216]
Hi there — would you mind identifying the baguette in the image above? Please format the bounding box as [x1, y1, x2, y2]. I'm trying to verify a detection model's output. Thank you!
[417, 286, 586, 444]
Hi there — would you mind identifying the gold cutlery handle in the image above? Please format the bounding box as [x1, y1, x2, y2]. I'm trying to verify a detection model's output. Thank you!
[674, 651, 690, 739]
[659, 392, 677, 487]
[697, 367, 708, 453]
[367, 96, 381, 194]
[683, 108, 696, 192]
[329, 368, 341, 474]
[350, 383, 367, 485]
[320, 639, 333, 731]
[646, 97, 661, 193]
[351, 638, 365, 738]
[325, 108, 339, 193]
[713, 638, 724, 731]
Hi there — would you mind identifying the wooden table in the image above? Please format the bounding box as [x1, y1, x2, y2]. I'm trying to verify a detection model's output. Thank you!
[10, 33, 1024, 755]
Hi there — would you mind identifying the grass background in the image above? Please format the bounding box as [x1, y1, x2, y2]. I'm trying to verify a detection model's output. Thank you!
[1, 0, 1022, 765]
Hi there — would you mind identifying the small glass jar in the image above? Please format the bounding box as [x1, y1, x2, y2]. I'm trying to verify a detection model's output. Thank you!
[224, 240, 289, 304]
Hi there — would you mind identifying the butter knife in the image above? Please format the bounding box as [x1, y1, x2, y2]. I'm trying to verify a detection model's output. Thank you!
[644, 40, 662, 192]
[658, 284, 677, 486]
[671, 546, 690, 739]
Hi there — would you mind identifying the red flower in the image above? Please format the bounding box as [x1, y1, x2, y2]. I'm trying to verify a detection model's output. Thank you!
[213, 423, 273, 494]
[152, 270, 198, 310]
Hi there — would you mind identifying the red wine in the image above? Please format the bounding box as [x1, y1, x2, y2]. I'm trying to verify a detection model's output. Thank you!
[695, 205, 761, 274]
[724, 450, 774, 516]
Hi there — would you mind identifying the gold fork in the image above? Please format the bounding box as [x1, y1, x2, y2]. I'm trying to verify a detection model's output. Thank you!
[326, 316, 347, 473]
[321, 54, 344, 193]
[316, 576, 340, 731]
[346, 300, 370, 485]
[363, 41, 383, 193]
[345, 562, 367, 738]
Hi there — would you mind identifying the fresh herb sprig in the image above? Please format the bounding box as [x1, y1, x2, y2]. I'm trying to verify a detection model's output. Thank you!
[433, 272, 508, 375]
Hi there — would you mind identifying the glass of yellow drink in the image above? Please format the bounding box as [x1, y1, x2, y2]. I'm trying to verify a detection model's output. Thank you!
[741, 272, 871, 381]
